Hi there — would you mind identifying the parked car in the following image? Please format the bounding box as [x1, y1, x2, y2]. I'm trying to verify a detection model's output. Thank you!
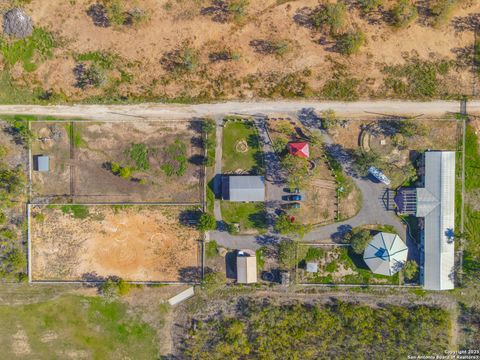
[282, 202, 301, 209]
[286, 194, 302, 201]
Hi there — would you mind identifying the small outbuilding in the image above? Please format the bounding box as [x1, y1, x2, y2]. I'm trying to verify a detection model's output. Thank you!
[34, 155, 49, 172]
[223, 175, 265, 202]
[306, 262, 318, 273]
[237, 250, 257, 284]
[363, 232, 408, 276]
[288, 142, 310, 158]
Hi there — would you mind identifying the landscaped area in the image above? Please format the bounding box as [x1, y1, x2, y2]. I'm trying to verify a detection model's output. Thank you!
[31, 120, 203, 203]
[0, 295, 158, 359]
[296, 245, 400, 285]
[220, 202, 267, 234]
[222, 119, 263, 174]
[267, 116, 360, 225]
[30, 205, 201, 282]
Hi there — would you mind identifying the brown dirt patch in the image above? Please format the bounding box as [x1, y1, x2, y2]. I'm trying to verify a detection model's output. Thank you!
[30, 121, 203, 203]
[30, 205, 201, 282]
[10, 0, 478, 100]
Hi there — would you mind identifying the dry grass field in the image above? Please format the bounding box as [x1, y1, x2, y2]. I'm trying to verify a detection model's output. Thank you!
[30, 205, 201, 282]
[30, 120, 203, 203]
[0, 0, 478, 103]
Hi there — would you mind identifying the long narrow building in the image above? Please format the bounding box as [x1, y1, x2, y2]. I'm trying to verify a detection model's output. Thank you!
[394, 151, 456, 290]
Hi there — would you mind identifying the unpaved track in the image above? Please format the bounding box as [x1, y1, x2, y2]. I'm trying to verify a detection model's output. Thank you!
[0, 100, 476, 121]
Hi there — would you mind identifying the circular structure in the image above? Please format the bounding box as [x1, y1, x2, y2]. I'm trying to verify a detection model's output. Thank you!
[235, 139, 249, 153]
[363, 232, 408, 276]
[3, 8, 33, 38]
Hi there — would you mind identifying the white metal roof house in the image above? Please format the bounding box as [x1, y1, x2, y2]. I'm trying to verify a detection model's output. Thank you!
[237, 251, 257, 284]
[363, 232, 408, 276]
[417, 151, 455, 291]
[35, 155, 49, 172]
[223, 175, 265, 202]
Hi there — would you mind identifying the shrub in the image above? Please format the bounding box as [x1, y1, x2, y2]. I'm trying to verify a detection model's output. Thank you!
[60, 205, 90, 219]
[161, 47, 199, 74]
[403, 260, 419, 280]
[74, 63, 105, 89]
[305, 247, 324, 262]
[311, 3, 346, 35]
[118, 166, 131, 179]
[430, 0, 457, 28]
[391, 0, 418, 28]
[228, 0, 249, 21]
[336, 31, 365, 55]
[359, 0, 383, 13]
[198, 213, 217, 231]
[0, 212, 6, 225]
[321, 75, 360, 101]
[321, 109, 338, 130]
[128, 143, 150, 171]
[202, 271, 225, 292]
[0, 228, 16, 240]
[205, 240, 219, 258]
[161, 139, 187, 177]
[346, 228, 373, 254]
[5, 247, 26, 273]
[278, 239, 298, 269]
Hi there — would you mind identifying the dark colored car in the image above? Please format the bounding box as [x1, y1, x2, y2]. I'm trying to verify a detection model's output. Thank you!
[287, 195, 302, 201]
[282, 202, 301, 209]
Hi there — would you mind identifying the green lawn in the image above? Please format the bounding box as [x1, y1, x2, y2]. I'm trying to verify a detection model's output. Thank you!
[463, 124, 480, 278]
[222, 120, 263, 174]
[221, 201, 267, 233]
[0, 295, 158, 359]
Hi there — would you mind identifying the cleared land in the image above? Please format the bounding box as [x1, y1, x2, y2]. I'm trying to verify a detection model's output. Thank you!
[0, 294, 158, 359]
[31, 121, 203, 203]
[0, 1, 478, 103]
[30, 205, 201, 282]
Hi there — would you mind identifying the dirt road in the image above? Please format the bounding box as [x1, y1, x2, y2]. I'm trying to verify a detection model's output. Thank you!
[0, 100, 475, 121]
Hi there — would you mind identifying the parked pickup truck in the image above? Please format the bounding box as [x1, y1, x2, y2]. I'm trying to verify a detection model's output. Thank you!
[282, 202, 301, 209]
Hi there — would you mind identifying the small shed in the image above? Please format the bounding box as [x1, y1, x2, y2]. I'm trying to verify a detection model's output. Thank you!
[34, 155, 49, 172]
[306, 262, 318, 273]
[289, 142, 310, 158]
[237, 251, 257, 284]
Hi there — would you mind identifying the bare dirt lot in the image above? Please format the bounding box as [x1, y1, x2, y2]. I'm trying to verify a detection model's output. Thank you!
[30, 120, 203, 203]
[30, 205, 201, 282]
[0, 0, 478, 102]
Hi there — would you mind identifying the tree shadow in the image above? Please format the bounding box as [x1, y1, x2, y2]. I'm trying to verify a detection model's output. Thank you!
[331, 224, 353, 242]
[451, 45, 475, 69]
[200, 0, 230, 23]
[177, 266, 202, 282]
[248, 210, 268, 231]
[297, 108, 321, 129]
[187, 119, 204, 133]
[189, 154, 205, 166]
[190, 136, 203, 148]
[225, 251, 237, 279]
[179, 209, 202, 227]
[451, 13, 480, 33]
[347, 247, 370, 270]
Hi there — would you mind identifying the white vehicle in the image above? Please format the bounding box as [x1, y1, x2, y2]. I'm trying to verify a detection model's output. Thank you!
[368, 166, 391, 186]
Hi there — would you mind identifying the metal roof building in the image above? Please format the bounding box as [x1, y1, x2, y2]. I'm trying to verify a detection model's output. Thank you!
[223, 175, 265, 202]
[417, 151, 455, 291]
[35, 155, 49, 172]
[237, 253, 257, 284]
[363, 232, 408, 276]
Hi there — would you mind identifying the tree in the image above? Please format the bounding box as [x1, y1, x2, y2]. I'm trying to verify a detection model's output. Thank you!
[351, 149, 382, 176]
[198, 213, 216, 231]
[278, 239, 298, 269]
[394, 119, 427, 137]
[347, 228, 372, 254]
[336, 31, 365, 55]
[202, 271, 226, 292]
[281, 153, 309, 189]
[391, 0, 418, 28]
[321, 109, 338, 130]
[403, 260, 419, 280]
[311, 3, 346, 36]
[275, 214, 311, 239]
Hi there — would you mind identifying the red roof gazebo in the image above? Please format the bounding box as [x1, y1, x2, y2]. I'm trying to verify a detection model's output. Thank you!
[288, 142, 310, 158]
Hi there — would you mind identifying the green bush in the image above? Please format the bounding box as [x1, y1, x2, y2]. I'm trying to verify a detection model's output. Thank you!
[305, 247, 324, 262]
[358, 0, 383, 13]
[228, 0, 249, 21]
[311, 3, 346, 35]
[202, 271, 226, 292]
[275, 214, 310, 239]
[321, 75, 360, 100]
[325, 261, 338, 273]
[129, 143, 150, 170]
[5, 247, 26, 273]
[403, 259, 419, 280]
[0, 212, 7, 225]
[346, 228, 373, 254]
[198, 213, 217, 231]
[161, 139, 187, 177]
[430, 0, 457, 28]
[391, 0, 418, 28]
[118, 166, 131, 179]
[278, 239, 298, 269]
[60, 205, 90, 219]
[336, 31, 365, 55]
[205, 240, 219, 258]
